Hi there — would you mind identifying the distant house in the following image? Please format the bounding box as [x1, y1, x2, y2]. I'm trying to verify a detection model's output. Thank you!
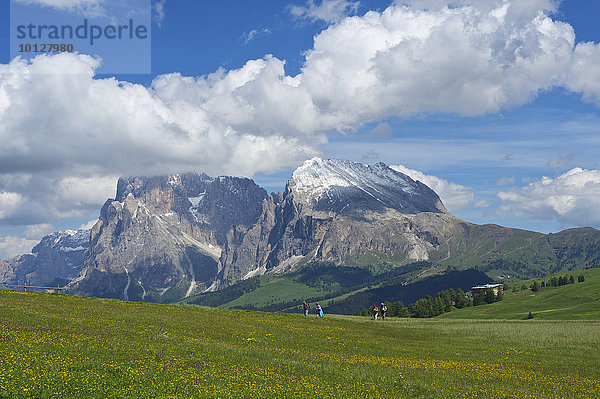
[471, 283, 503, 298]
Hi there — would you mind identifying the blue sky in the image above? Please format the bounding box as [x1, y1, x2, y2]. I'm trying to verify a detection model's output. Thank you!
[1, 0, 600, 257]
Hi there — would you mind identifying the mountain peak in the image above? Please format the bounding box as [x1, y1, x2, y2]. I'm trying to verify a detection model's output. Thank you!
[288, 157, 447, 215]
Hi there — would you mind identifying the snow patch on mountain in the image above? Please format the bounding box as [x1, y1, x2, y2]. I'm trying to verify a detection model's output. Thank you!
[290, 158, 418, 201]
[290, 158, 354, 200]
[287, 158, 445, 215]
[188, 193, 206, 208]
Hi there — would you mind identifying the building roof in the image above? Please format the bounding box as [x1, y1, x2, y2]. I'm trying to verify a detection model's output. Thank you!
[471, 283, 503, 290]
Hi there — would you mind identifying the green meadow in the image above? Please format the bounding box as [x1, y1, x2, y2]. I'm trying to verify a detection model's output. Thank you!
[1, 289, 599, 398]
[440, 268, 600, 320]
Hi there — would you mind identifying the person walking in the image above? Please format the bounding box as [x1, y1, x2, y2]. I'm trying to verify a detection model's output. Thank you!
[315, 302, 324, 317]
[380, 302, 388, 320]
[371, 304, 379, 320]
[302, 300, 310, 316]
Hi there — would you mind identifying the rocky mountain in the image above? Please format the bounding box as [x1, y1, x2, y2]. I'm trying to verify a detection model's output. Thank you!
[68, 157, 464, 301]
[0, 229, 89, 288]
[289, 158, 447, 215]
[69, 173, 270, 301]
[220, 158, 462, 285]
[4, 157, 600, 303]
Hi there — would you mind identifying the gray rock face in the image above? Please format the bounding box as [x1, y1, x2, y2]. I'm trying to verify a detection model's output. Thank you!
[218, 158, 457, 282]
[0, 229, 90, 288]
[70, 173, 269, 301]
[5, 157, 469, 302]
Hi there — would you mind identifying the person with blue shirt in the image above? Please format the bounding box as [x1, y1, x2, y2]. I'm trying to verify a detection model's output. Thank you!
[315, 302, 324, 317]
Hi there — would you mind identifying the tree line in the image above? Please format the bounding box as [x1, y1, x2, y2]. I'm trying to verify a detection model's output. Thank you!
[360, 287, 487, 318]
[515, 273, 585, 292]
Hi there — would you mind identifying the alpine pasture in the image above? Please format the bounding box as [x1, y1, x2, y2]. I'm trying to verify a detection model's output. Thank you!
[1, 290, 598, 398]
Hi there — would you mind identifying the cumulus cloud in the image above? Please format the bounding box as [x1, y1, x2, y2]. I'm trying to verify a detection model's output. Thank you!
[24, 223, 54, 240]
[13, 0, 106, 17]
[0, 192, 23, 220]
[3, 0, 600, 231]
[565, 41, 600, 106]
[0, 223, 54, 259]
[497, 168, 600, 227]
[390, 165, 474, 210]
[0, 53, 320, 226]
[289, 0, 360, 24]
[0, 236, 40, 259]
[299, 0, 577, 126]
[57, 176, 119, 209]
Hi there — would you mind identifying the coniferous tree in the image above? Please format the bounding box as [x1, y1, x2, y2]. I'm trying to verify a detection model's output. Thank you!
[484, 288, 496, 304]
[394, 302, 410, 318]
[453, 289, 469, 309]
[531, 281, 539, 292]
[473, 292, 484, 306]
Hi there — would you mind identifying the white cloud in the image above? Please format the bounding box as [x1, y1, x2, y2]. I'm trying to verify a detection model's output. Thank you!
[241, 28, 272, 45]
[565, 41, 600, 106]
[474, 200, 492, 208]
[369, 122, 392, 138]
[497, 168, 600, 227]
[14, 0, 106, 17]
[299, 1, 576, 126]
[24, 223, 54, 240]
[79, 219, 99, 230]
[547, 152, 579, 168]
[289, 0, 360, 24]
[0, 192, 23, 220]
[0, 235, 40, 259]
[0, 223, 54, 259]
[57, 176, 118, 209]
[0, 53, 320, 226]
[155, 0, 166, 27]
[3, 0, 600, 231]
[390, 165, 474, 210]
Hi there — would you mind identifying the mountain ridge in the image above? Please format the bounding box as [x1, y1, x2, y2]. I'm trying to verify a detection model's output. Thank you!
[2, 157, 600, 304]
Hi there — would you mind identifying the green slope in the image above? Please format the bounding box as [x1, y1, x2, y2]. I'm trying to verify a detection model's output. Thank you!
[432, 225, 600, 280]
[1, 290, 600, 398]
[181, 262, 431, 311]
[439, 268, 600, 320]
[180, 227, 600, 312]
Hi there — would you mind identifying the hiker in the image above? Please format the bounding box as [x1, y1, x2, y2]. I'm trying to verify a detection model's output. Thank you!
[380, 302, 388, 320]
[371, 304, 379, 320]
[315, 302, 324, 317]
[302, 300, 310, 316]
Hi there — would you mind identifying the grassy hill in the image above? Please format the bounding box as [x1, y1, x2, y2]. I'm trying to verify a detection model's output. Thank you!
[181, 227, 600, 312]
[340, 226, 600, 281]
[439, 268, 600, 320]
[1, 289, 599, 398]
[180, 264, 490, 314]
[180, 262, 427, 310]
[433, 226, 600, 279]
